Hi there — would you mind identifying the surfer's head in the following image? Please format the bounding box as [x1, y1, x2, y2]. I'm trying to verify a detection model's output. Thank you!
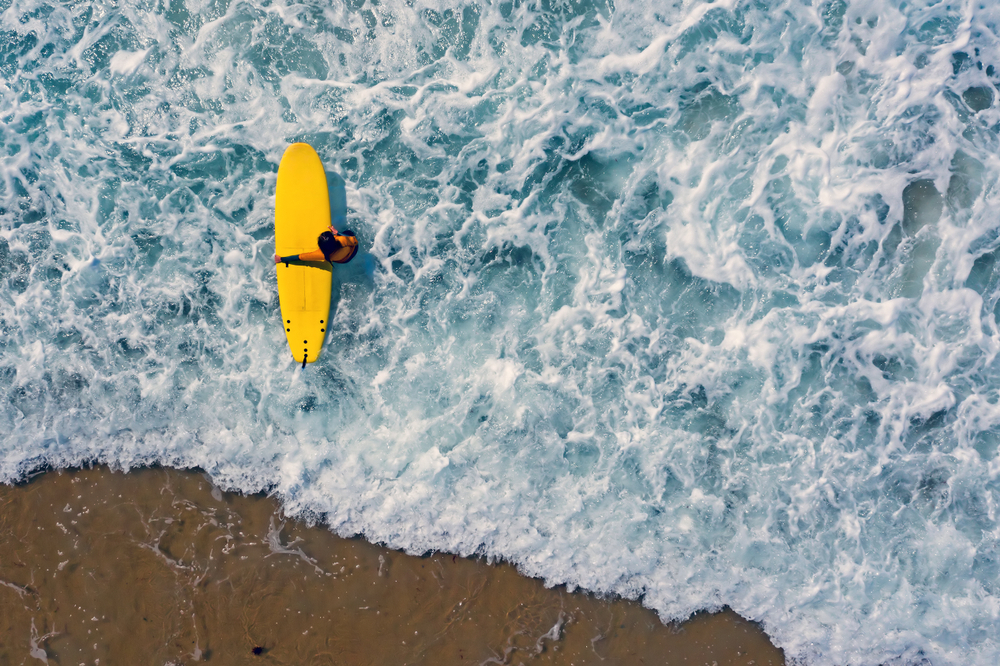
[318, 230, 358, 263]
[317, 230, 341, 262]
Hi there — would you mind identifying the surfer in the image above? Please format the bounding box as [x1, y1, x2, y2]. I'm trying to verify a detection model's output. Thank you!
[274, 226, 358, 265]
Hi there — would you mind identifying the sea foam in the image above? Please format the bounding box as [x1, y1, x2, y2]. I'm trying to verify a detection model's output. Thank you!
[3, 1, 1000, 664]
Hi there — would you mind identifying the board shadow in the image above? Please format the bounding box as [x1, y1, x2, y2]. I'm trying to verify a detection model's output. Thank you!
[328, 171, 348, 230]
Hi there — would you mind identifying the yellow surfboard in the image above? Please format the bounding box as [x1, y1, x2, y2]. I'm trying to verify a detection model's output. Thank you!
[275, 143, 332, 366]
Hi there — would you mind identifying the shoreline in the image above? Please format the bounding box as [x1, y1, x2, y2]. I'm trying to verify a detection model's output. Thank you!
[1, 465, 785, 665]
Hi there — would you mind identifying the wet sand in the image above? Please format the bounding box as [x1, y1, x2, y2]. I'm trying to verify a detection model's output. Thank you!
[0, 466, 784, 665]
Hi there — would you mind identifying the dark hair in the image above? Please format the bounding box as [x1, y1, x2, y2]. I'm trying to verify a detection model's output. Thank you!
[317, 231, 341, 262]
[317, 229, 357, 263]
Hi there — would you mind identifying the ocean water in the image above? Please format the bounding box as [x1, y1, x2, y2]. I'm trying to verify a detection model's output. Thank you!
[2, 0, 1000, 663]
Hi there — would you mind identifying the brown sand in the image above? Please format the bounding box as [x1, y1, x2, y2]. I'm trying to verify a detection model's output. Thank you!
[0, 466, 784, 665]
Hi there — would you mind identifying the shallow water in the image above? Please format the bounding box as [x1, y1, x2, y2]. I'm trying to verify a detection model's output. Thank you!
[2, 1, 1000, 664]
[0, 466, 785, 665]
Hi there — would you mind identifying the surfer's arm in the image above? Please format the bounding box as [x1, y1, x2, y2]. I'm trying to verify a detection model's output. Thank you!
[297, 249, 326, 261]
[274, 249, 327, 264]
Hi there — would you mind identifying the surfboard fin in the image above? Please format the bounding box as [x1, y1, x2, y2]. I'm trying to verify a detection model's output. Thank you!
[302, 354, 307, 369]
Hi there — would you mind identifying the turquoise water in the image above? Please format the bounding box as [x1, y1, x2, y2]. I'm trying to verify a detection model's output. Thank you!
[3, 1, 1000, 663]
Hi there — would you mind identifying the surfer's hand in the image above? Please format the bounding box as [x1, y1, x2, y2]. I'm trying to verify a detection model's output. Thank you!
[274, 253, 281, 265]
[329, 226, 338, 234]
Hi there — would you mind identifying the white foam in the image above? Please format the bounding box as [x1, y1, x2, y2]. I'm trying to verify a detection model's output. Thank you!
[4, 1, 1000, 664]
[109, 49, 149, 76]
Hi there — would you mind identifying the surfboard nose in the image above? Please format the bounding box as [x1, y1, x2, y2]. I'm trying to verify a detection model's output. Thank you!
[284, 142, 318, 158]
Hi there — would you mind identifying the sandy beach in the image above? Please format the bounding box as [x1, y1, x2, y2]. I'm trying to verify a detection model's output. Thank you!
[0, 466, 785, 665]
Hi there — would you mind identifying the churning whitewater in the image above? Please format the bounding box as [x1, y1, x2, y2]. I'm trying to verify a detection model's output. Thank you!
[3, 0, 1000, 663]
